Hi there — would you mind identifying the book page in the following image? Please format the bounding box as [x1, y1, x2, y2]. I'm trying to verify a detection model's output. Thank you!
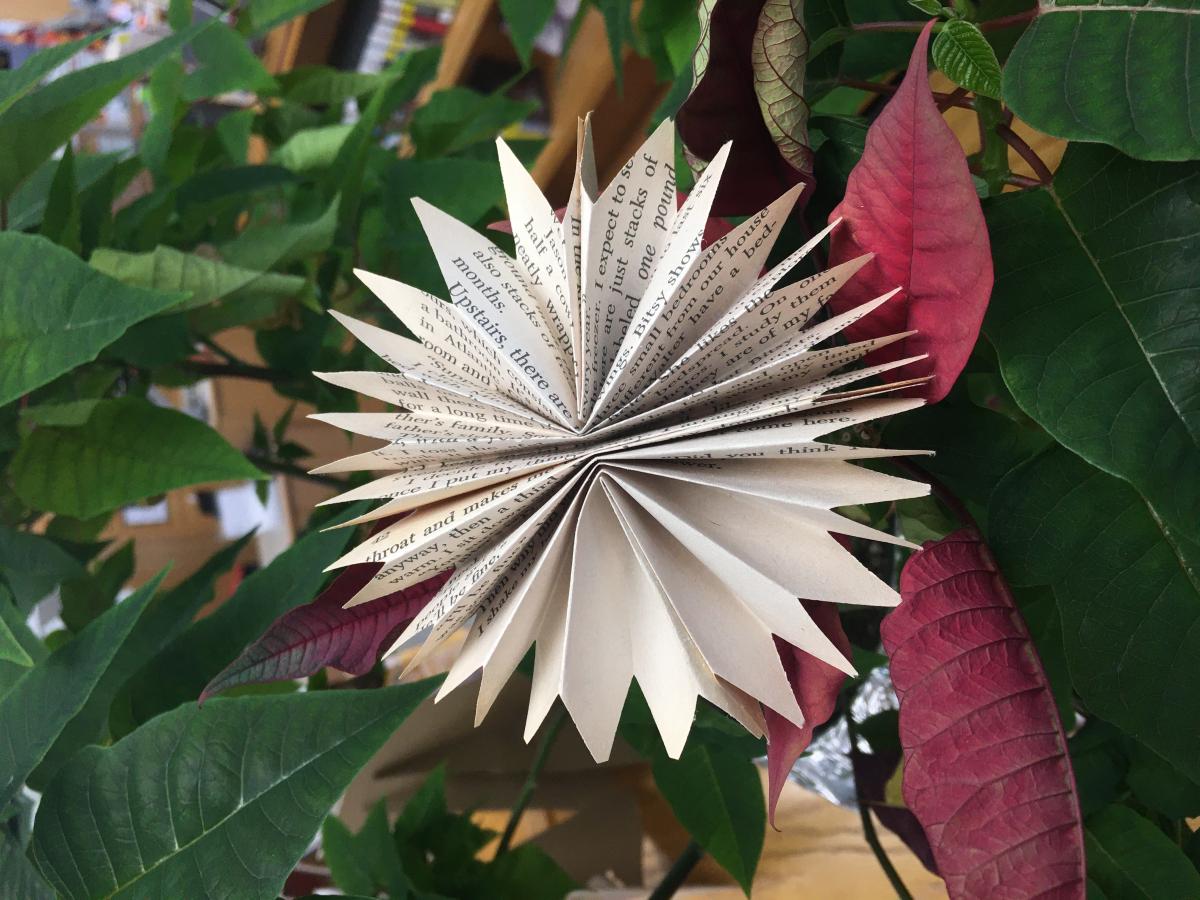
[579, 119, 677, 410]
[590, 175, 797, 424]
[414, 199, 577, 423]
[355, 269, 563, 422]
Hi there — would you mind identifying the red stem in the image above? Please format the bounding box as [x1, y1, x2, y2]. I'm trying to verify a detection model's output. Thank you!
[995, 122, 1055, 185]
[852, 10, 1035, 33]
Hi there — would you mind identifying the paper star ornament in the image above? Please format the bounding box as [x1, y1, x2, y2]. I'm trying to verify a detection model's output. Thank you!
[312, 119, 929, 761]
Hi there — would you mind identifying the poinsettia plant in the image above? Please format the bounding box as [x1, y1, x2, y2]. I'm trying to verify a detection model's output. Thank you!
[1, 0, 1198, 897]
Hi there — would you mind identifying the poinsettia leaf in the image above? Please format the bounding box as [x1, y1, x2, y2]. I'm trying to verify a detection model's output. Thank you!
[765, 601, 849, 826]
[0, 24, 204, 200]
[124, 512, 361, 725]
[677, 0, 812, 216]
[985, 144, 1200, 543]
[10, 397, 264, 518]
[498, 0, 557, 67]
[201, 561, 450, 700]
[1003, 3, 1200, 160]
[990, 447, 1200, 786]
[826, 20, 992, 403]
[29, 680, 440, 899]
[1085, 805, 1200, 898]
[0, 573, 163, 811]
[0, 234, 183, 407]
[881, 529, 1085, 898]
[931, 19, 1001, 99]
[652, 739, 764, 892]
[751, 0, 813, 177]
[90, 244, 306, 313]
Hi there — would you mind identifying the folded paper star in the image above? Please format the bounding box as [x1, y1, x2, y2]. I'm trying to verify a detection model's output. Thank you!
[311, 118, 929, 762]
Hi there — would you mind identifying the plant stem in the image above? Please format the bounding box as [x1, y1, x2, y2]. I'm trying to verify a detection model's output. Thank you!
[846, 714, 916, 900]
[198, 336, 254, 369]
[995, 122, 1054, 185]
[495, 706, 567, 857]
[249, 454, 347, 489]
[975, 96, 1011, 196]
[837, 79, 975, 110]
[851, 10, 1034, 33]
[182, 360, 289, 383]
[648, 839, 704, 900]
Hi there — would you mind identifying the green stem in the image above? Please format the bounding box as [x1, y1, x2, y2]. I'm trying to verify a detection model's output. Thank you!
[648, 839, 704, 900]
[846, 714, 916, 900]
[495, 706, 567, 857]
[975, 96, 1011, 196]
[181, 360, 289, 383]
[248, 454, 346, 489]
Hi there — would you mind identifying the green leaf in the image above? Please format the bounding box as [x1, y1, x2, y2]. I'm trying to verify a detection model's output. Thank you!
[932, 18, 1000, 99]
[219, 196, 339, 271]
[1085, 805, 1200, 898]
[20, 400, 99, 429]
[7, 151, 124, 232]
[487, 844, 577, 900]
[323, 801, 410, 897]
[39, 145, 80, 254]
[124, 515, 359, 725]
[594, 0, 631, 91]
[0, 572, 163, 811]
[215, 107, 255, 164]
[409, 88, 537, 159]
[141, 57, 185, 178]
[245, 0, 336, 34]
[182, 21, 278, 100]
[990, 447, 1200, 785]
[885, 397, 1051, 519]
[499, 0, 558, 66]
[651, 740, 765, 892]
[0, 233, 183, 407]
[278, 66, 391, 105]
[1125, 741, 1200, 819]
[985, 144, 1200, 542]
[0, 605, 33, 667]
[0, 24, 203, 200]
[907, 0, 945, 15]
[11, 397, 263, 519]
[325, 47, 441, 225]
[29, 679, 439, 899]
[107, 534, 253, 741]
[0, 523, 84, 612]
[0, 831, 54, 900]
[1003, 4, 1200, 160]
[275, 122, 355, 171]
[0, 33, 97, 119]
[90, 244, 305, 313]
[1069, 721, 1128, 818]
[60, 541, 134, 634]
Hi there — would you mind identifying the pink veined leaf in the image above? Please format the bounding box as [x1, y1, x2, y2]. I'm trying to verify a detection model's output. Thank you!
[826, 20, 993, 403]
[199, 557, 450, 702]
[880, 529, 1085, 899]
[765, 600, 850, 827]
[677, 0, 813, 217]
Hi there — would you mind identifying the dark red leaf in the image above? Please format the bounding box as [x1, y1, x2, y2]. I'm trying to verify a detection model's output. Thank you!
[765, 600, 850, 827]
[881, 529, 1085, 899]
[677, 0, 812, 217]
[199, 559, 450, 702]
[826, 21, 992, 403]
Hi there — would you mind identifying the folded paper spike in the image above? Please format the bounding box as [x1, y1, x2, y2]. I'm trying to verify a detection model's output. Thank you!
[312, 118, 930, 762]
